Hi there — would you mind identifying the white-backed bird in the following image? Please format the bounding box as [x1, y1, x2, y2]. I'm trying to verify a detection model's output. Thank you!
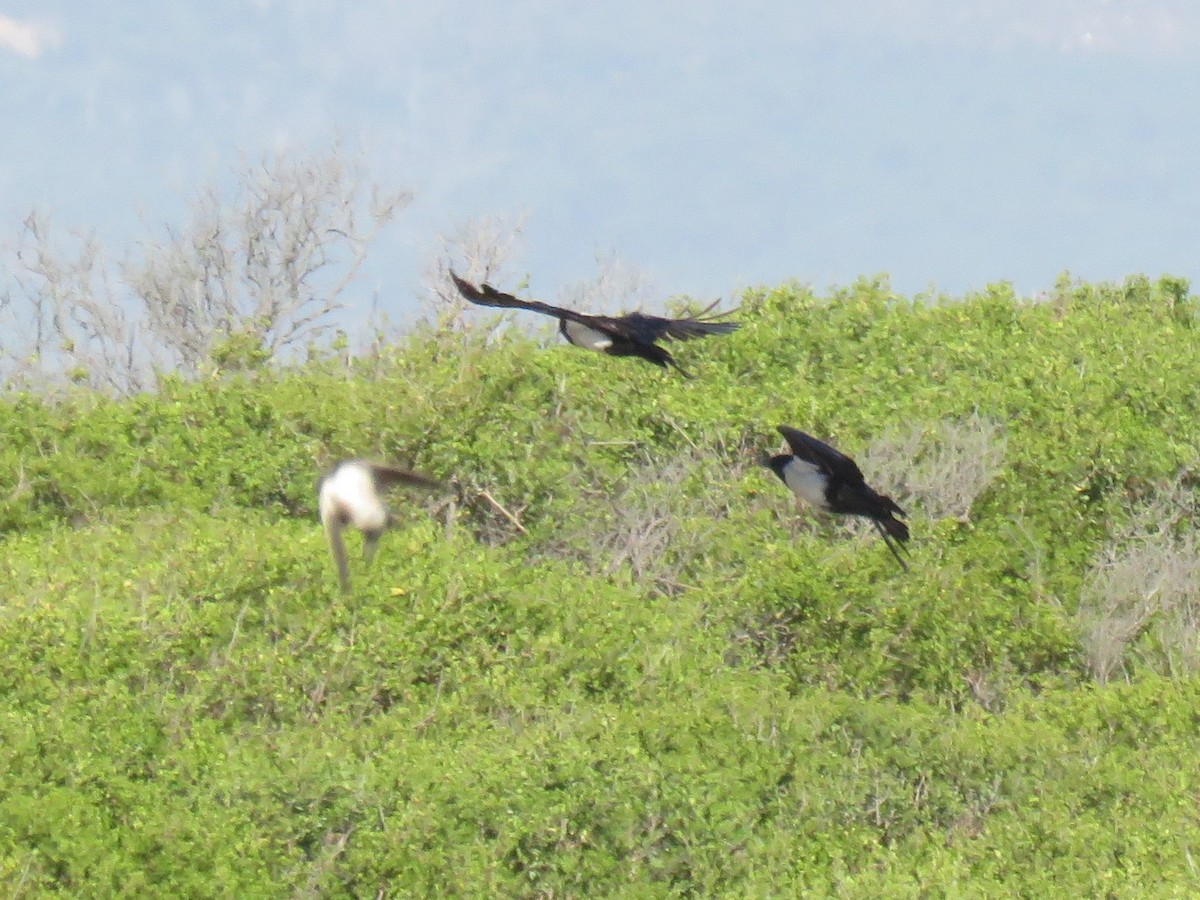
[317, 460, 441, 592]
[449, 271, 739, 377]
[764, 425, 910, 569]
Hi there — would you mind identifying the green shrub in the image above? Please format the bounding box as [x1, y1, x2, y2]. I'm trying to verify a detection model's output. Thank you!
[3, 274, 1200, 894]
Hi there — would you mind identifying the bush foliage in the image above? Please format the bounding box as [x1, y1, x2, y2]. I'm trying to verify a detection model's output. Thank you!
[3, 274, 1200, 894]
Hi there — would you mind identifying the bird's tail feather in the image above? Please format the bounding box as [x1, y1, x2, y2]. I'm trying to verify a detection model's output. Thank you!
[874, 518, 910, 571]
[881, 515, 909, 543]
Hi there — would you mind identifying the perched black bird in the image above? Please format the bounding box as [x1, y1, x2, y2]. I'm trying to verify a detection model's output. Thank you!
[318, 460, 442, 593]
[449, 271, 739, 376]
[764, 425, 910, 569]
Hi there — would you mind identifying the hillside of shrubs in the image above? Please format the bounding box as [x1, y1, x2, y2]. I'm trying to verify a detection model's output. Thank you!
[3, 274, 1200, 896]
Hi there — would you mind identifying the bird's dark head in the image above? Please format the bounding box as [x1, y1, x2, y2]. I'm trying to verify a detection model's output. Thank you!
[762, 453, 792, 483]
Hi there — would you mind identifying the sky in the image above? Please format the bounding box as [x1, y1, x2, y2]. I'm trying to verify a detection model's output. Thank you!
[2, 1, 1200, 324]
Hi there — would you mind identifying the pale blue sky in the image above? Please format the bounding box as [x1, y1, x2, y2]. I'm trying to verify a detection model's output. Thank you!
[2, 1, 1199, 321]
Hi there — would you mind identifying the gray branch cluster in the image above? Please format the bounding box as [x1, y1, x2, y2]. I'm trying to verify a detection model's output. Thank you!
[1080, 476, 1200, 682]
[1, 146, 411, 393]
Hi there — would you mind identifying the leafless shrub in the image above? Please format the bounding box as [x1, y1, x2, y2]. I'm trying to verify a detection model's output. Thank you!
[862, 413, 1008, 523]
[1, 144, 409, 392]
[592, 486, 684, 586]
[420, 214, 526, 329]
[127, 148, 410, 377]
[2, 213, 145, 394]
[543, 451, 719, 596]
[1079, 474, 1200, 682]
[558, 251, 656, 316]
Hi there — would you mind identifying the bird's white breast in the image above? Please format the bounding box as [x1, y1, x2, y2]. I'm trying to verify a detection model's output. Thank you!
[320, 463, 388, 532]
[562, 319, 613, 351]
[782, 458, 830, 510]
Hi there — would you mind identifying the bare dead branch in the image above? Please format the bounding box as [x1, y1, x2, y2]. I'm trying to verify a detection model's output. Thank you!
[477, 489, 528, 535]
[863, 413, 1008, 524]
[125, 145, 412, 377]
[420, 213, 527, 331]
[1079, 473, 1200, 682]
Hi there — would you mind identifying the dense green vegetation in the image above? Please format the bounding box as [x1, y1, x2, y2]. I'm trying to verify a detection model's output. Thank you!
[4, 274, 1200, 895]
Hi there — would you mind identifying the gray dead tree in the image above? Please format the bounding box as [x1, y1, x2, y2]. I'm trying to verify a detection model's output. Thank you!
[126, 149, 411, 377]
[1, 145, 412, 391]
[421, 213, 527, 330]
[2, 213, 143, 394]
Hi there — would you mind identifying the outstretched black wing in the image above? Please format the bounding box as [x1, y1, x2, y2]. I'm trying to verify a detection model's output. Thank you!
[776, 426, 866, 485]
[452, 272, 739, 344]
[450, 272, 605, 331]
[367, 462, 442, 492]
[619, 300, 740, 344]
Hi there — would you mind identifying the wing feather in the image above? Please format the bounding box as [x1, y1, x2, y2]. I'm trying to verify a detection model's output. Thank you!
[367, 462, 442, 492]
[622, 310, 740, 343]
[776, 426, 866, 483]
[452, 272, 739, 343]
[450, 272, 602, 330]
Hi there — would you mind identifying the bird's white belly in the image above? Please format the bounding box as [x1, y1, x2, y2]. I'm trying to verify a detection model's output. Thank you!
[562, 320, 613, 351]
[321, 464, 388, 531]
[782, 459, 829, 510]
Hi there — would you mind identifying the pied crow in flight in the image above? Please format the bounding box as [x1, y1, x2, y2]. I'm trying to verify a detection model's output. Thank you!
[765, 425, 910, 569]
[450, 271, 738, 377]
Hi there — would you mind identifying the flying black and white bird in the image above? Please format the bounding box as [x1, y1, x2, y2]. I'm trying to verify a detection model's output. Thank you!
[317, 460, 442, 593]
[764, 425, 910, 569]
[449, 271, 739, 376]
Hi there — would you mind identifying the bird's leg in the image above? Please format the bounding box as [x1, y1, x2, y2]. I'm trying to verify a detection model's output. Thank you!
[325, 519, 352, 593]
[362, 530, 382, 566]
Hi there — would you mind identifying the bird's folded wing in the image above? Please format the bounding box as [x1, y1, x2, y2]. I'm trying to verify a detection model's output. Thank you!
[777, 426, 865, 482]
